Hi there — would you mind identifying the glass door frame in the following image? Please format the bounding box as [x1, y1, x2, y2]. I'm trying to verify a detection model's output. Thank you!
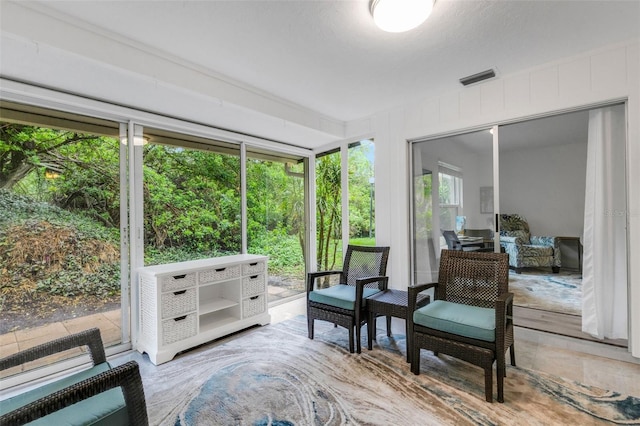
[408, 126, 499, 288]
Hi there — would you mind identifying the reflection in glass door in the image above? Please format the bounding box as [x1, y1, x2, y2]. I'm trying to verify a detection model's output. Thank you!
[410, 129, 494, 285]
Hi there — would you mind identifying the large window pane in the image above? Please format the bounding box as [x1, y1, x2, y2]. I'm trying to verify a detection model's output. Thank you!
[315, 149, 343, 272]
[142, 129, 241, 266]
[348, 139, 375, 246]
[1, 104, 123, 377]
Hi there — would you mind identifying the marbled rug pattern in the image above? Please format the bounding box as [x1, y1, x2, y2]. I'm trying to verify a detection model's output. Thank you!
[509, 268, 582, 315]
[133, 316, 639, 425]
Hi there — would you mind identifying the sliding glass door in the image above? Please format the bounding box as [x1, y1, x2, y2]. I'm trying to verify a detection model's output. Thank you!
[411, 129, 494, 285]
[497, 106, 628, 343]
[411, 104, 629, 343]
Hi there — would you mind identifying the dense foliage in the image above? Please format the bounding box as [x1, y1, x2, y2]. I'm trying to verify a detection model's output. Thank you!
[1, 123, 375, 303]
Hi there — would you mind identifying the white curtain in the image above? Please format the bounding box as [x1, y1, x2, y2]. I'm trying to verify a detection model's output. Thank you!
[582, 104, 627, 340]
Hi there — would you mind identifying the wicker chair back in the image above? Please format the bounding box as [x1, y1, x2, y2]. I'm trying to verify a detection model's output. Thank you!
[437, 250, 509, 308]
[343, 245, 390, 290]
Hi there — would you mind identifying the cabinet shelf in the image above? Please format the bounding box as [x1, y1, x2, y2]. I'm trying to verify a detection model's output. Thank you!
[199, 298, 239, 315]
[199, 313, 237, 333]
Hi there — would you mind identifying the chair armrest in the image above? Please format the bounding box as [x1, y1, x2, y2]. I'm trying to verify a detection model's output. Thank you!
[354, 275, 389, 312]
[530, 236, 558, 246]
[406, 282, 437, 334]
[408, 282, 437, 312]
[496, 291, 514, 305]
[0, 361, 148, 426]
[306, 270, 343, 292]
[495, 292, 514, 324]
[495, 292, 514, 349]
[0, 328, 106, 371]
[355, 275, 389, 291]
[500, 236, 526, 246]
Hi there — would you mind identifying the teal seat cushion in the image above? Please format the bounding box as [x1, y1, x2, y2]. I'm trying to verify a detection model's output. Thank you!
[1, 362, 129, 425]
[309, 284, 380, 310]
[413, 300, 496, 342]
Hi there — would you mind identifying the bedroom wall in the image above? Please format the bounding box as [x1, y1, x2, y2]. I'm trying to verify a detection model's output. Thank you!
[499, 141, 587, 238]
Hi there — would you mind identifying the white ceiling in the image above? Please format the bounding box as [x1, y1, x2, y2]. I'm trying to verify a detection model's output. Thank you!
[28, 0, 640, 124]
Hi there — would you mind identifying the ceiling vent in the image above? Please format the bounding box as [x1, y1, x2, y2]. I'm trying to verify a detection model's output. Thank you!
[459, 69, 496, 86]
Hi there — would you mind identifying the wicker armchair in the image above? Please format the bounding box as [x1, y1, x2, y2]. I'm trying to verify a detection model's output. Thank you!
[408, 250, 514, 403]
[0, 328, 148, 425]
[307, 245, 390, 354]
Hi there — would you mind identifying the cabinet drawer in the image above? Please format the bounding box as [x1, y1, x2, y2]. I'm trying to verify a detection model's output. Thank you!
[242, 274, 266, 298]
[161, 288, 197, 319]
[242, 261, 265, 275]
[162, 313, 197, 345]
[159, 273, 196, 292]
[243, 294, 266, 318]
[200, 265, 241, 283]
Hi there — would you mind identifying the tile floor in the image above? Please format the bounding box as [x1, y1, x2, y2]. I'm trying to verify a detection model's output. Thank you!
[271, 297, 640, 398]
[0, 309, 122, 378]
[2, 296, 639, 398]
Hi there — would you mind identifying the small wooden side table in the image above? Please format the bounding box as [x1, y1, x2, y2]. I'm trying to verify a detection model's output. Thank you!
[367, 289, 430, 362]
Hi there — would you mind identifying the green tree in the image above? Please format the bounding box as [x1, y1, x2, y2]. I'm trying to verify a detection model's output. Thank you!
[142, 144, 241, 253]
[0, 124, 101, 191]
[316, 152, 341, 272]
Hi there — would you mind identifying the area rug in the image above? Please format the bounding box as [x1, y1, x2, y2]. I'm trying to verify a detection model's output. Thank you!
[135, 316, 639, 425]
[509, 268, 582, 315]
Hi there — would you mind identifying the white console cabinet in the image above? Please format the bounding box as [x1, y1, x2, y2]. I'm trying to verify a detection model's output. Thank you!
[136, 254, 270, 365]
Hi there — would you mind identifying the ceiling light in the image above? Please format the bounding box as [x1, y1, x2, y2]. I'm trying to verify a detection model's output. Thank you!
[370, 0, 434, 33]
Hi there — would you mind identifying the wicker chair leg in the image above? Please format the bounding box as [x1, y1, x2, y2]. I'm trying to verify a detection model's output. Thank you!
[348, 325, 355, 353]
[484, 367, 493, 403]
[411, 343, 420, 375]
[405, 322, 411, 363]
[510, 344, 516, 366]
[386, 316, 392, 337]
[367, 313, 374, 350]
[356, 324, 362, 354]
[308, 316, 314, 340]
[497, 352, 506, 403]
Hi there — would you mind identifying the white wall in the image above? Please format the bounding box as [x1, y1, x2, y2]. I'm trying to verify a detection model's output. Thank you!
[500, 142, 587, 238]
[350, 41, 640, 358]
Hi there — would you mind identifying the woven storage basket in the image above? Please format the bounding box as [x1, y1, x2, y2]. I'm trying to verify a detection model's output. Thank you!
[162, 313, 197, 345]
[243, 295, 266, 318]
[200, 265, 241, 283]
[160, 273, 196, 292]
[242, 274, 266, 298]
[242, 261, 265, 275]
[161, 288, 197, 319]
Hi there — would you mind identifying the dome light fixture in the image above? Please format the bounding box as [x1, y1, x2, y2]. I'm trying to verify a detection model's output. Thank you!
[370, 0, 434, 33]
